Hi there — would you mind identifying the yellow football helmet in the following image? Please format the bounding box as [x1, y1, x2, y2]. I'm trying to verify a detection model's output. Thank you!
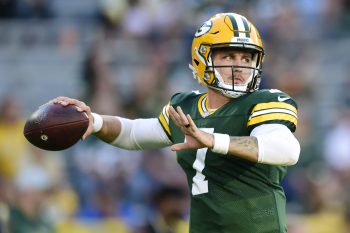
[189, 13, 265, 98]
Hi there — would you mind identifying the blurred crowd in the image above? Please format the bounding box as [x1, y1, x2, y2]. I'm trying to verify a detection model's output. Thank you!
[1, 0, 350, 233]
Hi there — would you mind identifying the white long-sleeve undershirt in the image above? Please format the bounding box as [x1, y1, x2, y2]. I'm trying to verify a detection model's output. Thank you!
[111, 118, 300, 166]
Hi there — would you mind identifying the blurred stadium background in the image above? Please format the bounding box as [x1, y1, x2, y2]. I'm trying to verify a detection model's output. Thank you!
[0, 0, 350, 233]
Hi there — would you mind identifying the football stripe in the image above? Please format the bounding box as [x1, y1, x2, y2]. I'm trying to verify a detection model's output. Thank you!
[247, 113, 298, 126]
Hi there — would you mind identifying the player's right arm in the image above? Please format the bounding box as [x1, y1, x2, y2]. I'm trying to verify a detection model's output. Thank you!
[52, 96, 172, 149]
[94, 115, 122, 143]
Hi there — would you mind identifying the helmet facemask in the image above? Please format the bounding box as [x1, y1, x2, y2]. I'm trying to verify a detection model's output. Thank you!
[206, 47, 262, 98]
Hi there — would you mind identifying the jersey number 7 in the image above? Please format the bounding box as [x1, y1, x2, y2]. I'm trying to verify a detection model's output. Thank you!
[191, 128, 214, 195]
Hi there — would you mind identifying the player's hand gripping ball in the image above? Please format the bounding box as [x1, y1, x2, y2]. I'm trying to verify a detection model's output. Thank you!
[23, 102, 89, 151]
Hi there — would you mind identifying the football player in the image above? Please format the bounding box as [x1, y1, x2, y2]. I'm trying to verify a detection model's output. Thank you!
[54, 13, 300, 233]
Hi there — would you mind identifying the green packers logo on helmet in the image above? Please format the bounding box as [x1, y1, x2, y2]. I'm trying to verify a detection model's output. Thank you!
[195, 20, 212, 38]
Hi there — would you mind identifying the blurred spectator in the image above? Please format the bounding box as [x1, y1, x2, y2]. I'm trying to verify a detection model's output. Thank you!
[50, 0, 99, 20]
[64, 137, 139, 225]
[50, 185, 89, 233]
[81, 40, 122, 115]
[58, 25, 79, 55]
[0, 178, 10, 233]
[147, 0, 185, 40]
[24, 146, 65, 187]
[287, 215, 308, 233]
[121, 149, 188, 231]
[56, 219, 90, 233]
[0, 96, 27, 181]
[21, 146, 78, 225]
[8, 165, 55, 233]
[324, 108, 350, 173]
[125, 62, 168, 117]
[0, 0, 17, 18]
[138, 186, 189, 233]
[16, 0, 53, 19]
[345, 198, 350, 233]
[98, 0, 127, 32]
[121, 0, 153, 38]
[339, 0, 350, 32]
[88, 190, 130, 233]
[124, 150, 187, 205]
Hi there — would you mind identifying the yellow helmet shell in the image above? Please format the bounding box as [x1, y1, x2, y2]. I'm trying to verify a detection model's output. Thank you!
[190, 13, 264, 94]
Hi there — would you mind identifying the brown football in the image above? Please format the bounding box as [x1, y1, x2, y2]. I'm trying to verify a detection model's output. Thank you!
[23, 102, 89, 151]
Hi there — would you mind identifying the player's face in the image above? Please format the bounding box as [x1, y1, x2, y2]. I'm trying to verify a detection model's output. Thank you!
[212, 49, 253, 86]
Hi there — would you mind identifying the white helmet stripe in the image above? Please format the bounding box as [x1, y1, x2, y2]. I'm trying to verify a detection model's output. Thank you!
[235, 15, 248, 38]
[228, 13, 250, 38]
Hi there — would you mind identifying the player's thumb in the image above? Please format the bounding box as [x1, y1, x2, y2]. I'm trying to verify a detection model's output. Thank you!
[82, 125, 93, 140]
[171, 143, 188, 151]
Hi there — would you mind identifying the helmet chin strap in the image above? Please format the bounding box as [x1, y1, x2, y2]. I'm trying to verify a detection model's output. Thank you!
[189, 64, 199, 83]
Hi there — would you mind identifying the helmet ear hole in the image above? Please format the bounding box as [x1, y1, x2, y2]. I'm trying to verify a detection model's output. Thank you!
[194, 59, 199, 66]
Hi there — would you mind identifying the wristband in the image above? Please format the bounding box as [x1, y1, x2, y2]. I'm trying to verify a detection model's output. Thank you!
[211, 133, 230, 154]
[91, 113, 103, 133]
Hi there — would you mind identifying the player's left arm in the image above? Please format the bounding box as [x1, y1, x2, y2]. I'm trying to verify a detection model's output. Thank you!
[226, 93, 300, 165]
[226, 124, 300, 165]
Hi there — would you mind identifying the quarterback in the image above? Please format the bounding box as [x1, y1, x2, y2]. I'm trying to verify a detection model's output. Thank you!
[54, 13, 300, 233]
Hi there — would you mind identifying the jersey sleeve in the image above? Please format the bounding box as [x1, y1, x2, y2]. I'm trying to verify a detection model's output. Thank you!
[157, 92, 199, 142]
[158, 102, 172, 142]
[247, 92, 298, 133]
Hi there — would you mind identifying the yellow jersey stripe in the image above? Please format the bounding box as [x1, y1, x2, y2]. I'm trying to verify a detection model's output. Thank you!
[251, 102, 297, 115]
[249, 108, 297, 120]
[204, 95, 209, 112]
[247, 112, 298, 126]
[197, 93, 218, 117]
[158, 112, 171, 137]
[197, 94, 207, 117]
[162, 104, 170, 122]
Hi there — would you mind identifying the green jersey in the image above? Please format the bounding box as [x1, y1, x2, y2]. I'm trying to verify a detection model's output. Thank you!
[158, 89, 298, 233]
